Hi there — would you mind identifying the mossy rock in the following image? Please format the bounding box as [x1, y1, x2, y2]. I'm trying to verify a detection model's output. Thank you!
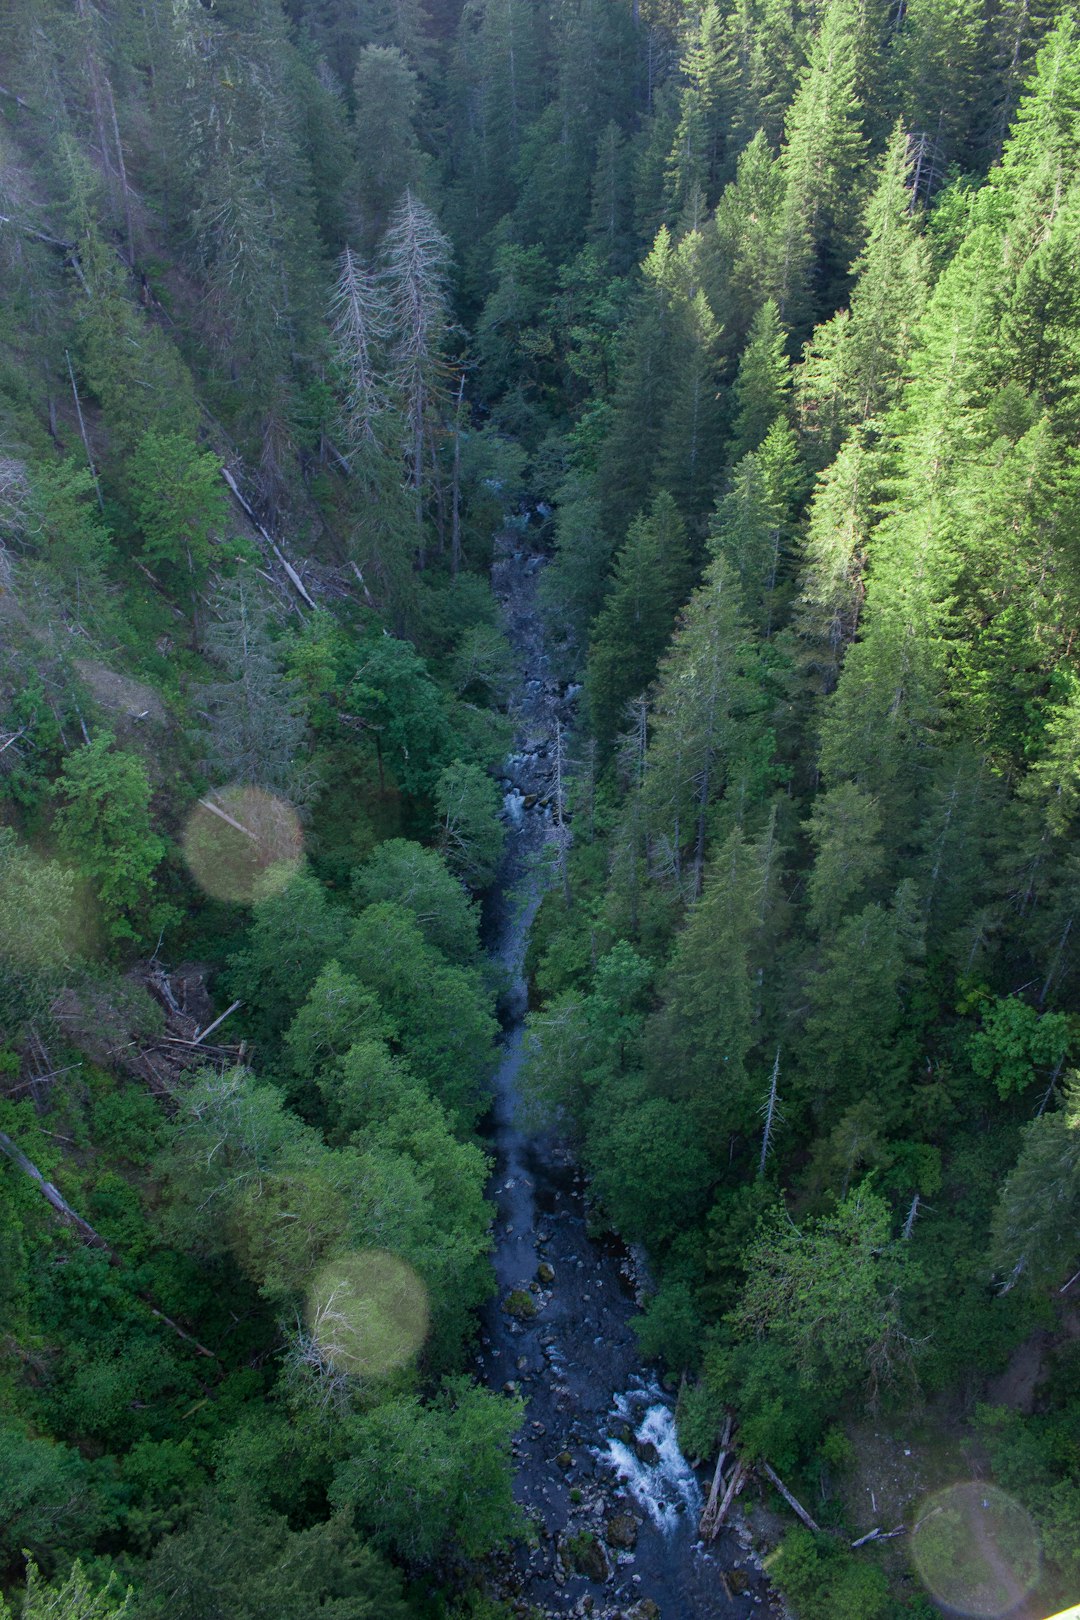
[605, 1513, 638, 1550]
[503, 1288, 538, 1319]
[561, 1530, 609, 1583]
[537, 1260, 556, 1284]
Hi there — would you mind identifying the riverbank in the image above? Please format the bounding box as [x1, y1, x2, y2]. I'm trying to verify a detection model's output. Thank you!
[474, 529, 781, 1620]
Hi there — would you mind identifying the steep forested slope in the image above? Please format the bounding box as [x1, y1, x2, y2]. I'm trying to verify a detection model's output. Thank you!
[1, 0, 1079, 1616]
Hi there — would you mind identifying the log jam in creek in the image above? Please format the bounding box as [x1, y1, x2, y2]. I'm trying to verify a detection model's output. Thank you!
[475, 528, 781, 1619]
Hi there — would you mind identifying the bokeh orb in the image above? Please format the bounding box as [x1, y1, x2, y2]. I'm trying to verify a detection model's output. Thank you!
[182, 785, 302, 904]
[304, 1251, 429, 1379]
[911, 1482, 1041, 1617]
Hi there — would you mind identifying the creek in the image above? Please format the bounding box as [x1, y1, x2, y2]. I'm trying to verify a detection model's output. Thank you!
[475, 530, 776, 1620]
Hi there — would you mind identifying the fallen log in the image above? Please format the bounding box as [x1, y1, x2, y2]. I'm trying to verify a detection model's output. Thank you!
[220, 466, 317, 610]
[710, 1459, 747, 1533]
[760, 1461, 822, 1533]
[700, 1412, 735, 1537]
[851, 1525, 906, 1549]
[0, 1129, 218, 1358]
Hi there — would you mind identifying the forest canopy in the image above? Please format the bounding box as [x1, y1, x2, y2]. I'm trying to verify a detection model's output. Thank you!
[2, 0, 1080, 1616]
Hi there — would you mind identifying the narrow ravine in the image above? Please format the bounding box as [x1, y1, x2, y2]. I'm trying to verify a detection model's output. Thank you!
[475, 529, 779, 1620]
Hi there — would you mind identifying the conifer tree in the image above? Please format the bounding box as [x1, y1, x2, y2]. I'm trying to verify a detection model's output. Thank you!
[352, 46, 424, 246]
[198, 572, 312, 806]
[665, 1, 731, 217]
[728, 298, 792, 463]
[640, 557, 768, 893]
[797, 124, 931, 463]
[709, 419, 803, 636]
[585, 491, 690, 750]
[774, 0, 869, 328]
[790, 432, 877, 694]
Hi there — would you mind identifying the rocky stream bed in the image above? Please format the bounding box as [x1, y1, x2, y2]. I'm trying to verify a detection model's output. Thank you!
[474, 530, 783, 1620]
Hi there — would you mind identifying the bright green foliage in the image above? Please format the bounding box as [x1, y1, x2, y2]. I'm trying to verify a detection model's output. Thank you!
[774, 0, 869, 326]
[341, 902, 496, 1127]
[769, 1528, 891, 1620]
[13, 1558, 132, 1620]
[969, 998, 1072, 1100]
[709, 419, 803, 635]
[730, 1187, 910, 1404]
[28, 460, 114, 604]
[0, 828, 77, 1035]
[798, 125, 932, 462]
[665, 1, 731, 217]
[127, 431, 227, 591]
[6, 0, 1080, 1607]
[638, 558, 770, 892]
[348, 635, 454, 799]
[709, 132, 788, 347]
[71, 227, 199, 455]
[434, 762, 506, 891]
[284, 962, 391, 1092]
[894, 0, 988, 174]
[331, 1378, 523, 1564]
[353, 838, 481, 962]
[728, 299, 791, 462]
[790, 432, 877, 693]
[598, 228, 724, 535]
[51, 733, 165, 946]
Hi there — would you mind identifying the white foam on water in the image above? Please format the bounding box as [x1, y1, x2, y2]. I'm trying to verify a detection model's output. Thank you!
[597, 1382, 702, 1534]
[503, 789, 526, 825]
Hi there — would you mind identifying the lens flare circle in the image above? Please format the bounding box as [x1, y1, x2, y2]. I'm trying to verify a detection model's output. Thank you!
[182, 785, 302, 904]
[911, 1482, 1041, 1617]
[305, 1250, 429, 1379]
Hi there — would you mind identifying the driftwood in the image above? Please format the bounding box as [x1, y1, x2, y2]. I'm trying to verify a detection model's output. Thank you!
[711, 1459, 747, 1532]
[760, 1462, 822, 1533]
[851, 1525, 906, 1549]
[0, 1129, 218, 1358]
[699, 1413, 735, 1537]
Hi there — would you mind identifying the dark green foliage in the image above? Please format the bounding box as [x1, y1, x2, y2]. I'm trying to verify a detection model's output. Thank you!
[140, 1505, 411, 1620]
[4, 2, 1080, 1614]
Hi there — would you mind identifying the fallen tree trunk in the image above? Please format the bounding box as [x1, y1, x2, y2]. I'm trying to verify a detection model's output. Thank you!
[220, 466, 317, 610]
[699, 1413, 735, 1537]
[851, 1525, 906, 1549]
[760, 1462, 822, 1533]
[710, 1458, 747, 1533]
[0, 1129, 218, 1358]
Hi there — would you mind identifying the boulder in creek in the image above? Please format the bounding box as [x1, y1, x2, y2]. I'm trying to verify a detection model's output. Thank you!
[503, 1288, 538, 1319]
[604, 1513, 639, 1550]
[633, 1439, 660, 1467]
[559, 1530, 609, 1583]
[537, 1260, 556, 1284]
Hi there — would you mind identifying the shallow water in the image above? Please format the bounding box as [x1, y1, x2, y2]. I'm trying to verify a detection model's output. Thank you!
[475, 532, 776, 1619]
